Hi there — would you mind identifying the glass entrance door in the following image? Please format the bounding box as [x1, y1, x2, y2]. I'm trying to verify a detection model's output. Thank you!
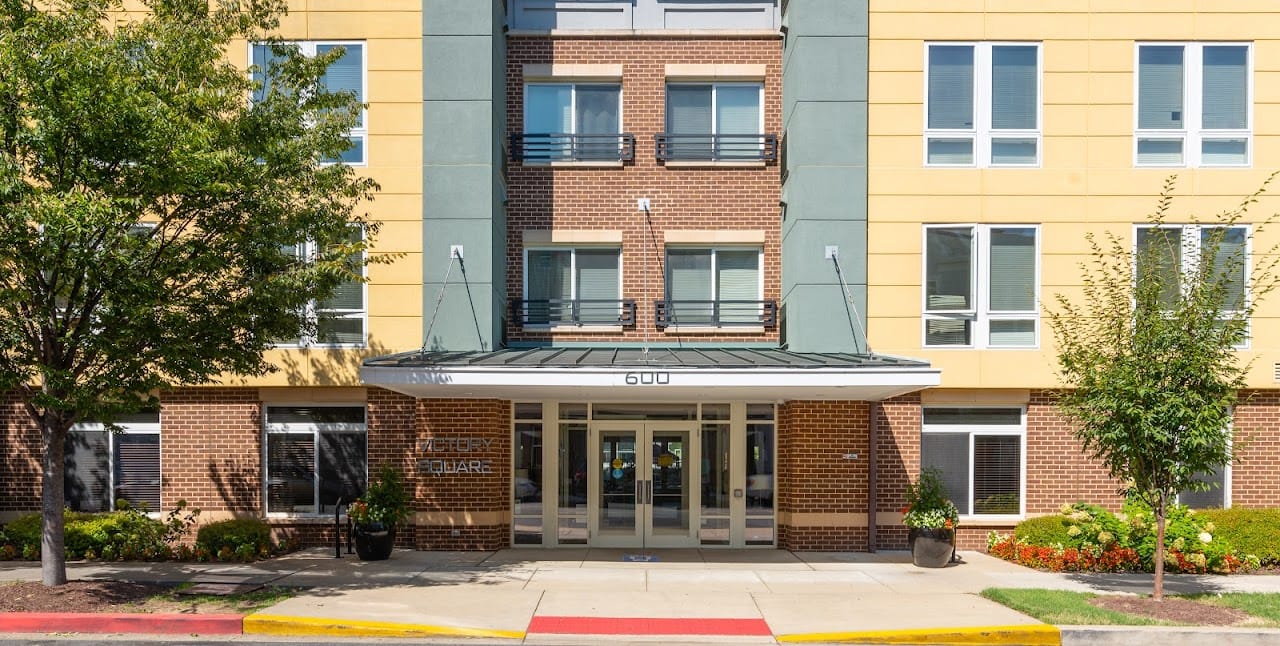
[591, 423, 697, 548]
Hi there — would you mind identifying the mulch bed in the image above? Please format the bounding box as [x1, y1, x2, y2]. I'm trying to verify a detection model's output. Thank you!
[1090, 595, 1258, 626]
[0, 581, 170, 613]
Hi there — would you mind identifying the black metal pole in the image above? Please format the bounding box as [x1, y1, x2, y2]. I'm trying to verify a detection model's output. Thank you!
[334, 498, 343, 558]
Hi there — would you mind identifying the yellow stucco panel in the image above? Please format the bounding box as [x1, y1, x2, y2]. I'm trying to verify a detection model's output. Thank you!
[869, 2, 1280, 390]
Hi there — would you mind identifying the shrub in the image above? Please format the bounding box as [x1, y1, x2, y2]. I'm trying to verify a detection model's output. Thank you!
[0, 503, 197, 561]
[1014, 515, 1074, 547]
[1199, 508, 1280, 566]
[196, 518, 273, 562]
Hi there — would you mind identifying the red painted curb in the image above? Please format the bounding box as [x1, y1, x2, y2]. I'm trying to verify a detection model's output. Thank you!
[528, 615, 772, 636]
[0, 613, 243, 635]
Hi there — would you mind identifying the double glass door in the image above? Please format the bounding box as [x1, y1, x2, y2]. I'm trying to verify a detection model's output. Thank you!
[592, 423, 696, 548]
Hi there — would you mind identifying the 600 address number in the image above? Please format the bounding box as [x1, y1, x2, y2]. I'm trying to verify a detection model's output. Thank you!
[624, 371, 670, 385]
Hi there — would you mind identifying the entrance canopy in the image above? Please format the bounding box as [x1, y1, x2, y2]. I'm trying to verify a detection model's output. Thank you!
[361, 347, 939, 402]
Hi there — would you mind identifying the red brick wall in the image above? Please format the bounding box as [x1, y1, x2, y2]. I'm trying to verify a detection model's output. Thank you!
[1226, 390, 1280, 507]
[873, 394, 921, 550]
[414, 398, 511, 550]
[161, 388, 261, 513]
[505, 36, 783, 344]
[0, 391, 41, 512]
[1024, 391, 1124, 514]
[777, 400, 871, 550]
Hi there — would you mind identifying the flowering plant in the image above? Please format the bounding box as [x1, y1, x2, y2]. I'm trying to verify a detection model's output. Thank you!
[901, 467, 959, 530]
[348, 466, 410, 529]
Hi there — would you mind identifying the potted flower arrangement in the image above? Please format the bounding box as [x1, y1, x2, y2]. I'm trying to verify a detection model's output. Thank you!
[348, 466, 410, 561]
[902, 467, 959, 568]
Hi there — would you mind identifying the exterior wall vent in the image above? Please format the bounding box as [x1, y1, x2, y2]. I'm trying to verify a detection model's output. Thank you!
[1273, 362, 1280, 382]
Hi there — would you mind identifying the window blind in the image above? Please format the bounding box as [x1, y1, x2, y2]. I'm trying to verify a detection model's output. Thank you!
[575, 249, 620, 302]
[1202, 227, 1247, 310]
[973, 435, 1020, 514]
[988, 228, 1035, 311]
[1202, 46, 1247, 130]
[921, 433, 971, 515]
[267, 433, 315, 513]
[928, 45, 974, 130]
[991, 46, 1037, 130]
[250, 44, 283, 105]
[528, 249, 572, 323]
[1179, 468, 1225, 509]
[667, 248, 713, 323]
[717, 250, 760, 323]
[666, 85, 713, 134]
[1136, 227, 1183, 306]
[318, 44, 364, 127]
[1138, 46, 1184, 129]
[716, 86, 760, 136]
[114, 434, 161, 511]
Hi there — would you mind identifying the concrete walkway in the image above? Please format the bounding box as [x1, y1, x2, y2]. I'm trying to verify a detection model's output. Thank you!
[3, 548, 1280, 643]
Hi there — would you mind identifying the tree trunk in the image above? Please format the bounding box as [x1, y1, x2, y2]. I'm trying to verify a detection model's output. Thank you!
[40, 415, 67, 586]
[1153, 497, 1166, 601]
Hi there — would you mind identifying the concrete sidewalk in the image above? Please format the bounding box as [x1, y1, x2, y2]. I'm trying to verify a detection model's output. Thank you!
[3, 547, 1280, 643]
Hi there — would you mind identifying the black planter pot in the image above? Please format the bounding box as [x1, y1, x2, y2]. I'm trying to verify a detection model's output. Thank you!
[353, 524, 396, 561]
[909, 527, 955, 568]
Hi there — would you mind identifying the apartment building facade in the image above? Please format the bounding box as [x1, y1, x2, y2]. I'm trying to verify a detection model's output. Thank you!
[5, 1, 1278, 554]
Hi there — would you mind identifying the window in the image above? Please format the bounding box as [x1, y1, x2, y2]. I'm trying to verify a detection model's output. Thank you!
[252, 41, 367, 165]
[1179, 466, 1230, 509]
[921, 407, 1025, 517]
[663, 83, 765, 160]
[924, 225, 1039, 348]
[523, 83, 623, 161]
[1136, 43, 1251, 167]
[264, 405, 367, 515]
[513, 403, 543, 545]
[664, 247, 763, 326]
[65, 413, 161, 513]
[280, 226, 367, 347]
[925, 43, 1041, 166]
[1135, 224, 1248, 340]
[523, 247, 622, 325]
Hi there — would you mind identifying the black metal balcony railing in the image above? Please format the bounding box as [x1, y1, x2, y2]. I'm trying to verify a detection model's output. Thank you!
[654, 299, 778, 329]
[510, 133, 636, 163]
[654, 133, 779, 162]
[512, 299, 637, 327]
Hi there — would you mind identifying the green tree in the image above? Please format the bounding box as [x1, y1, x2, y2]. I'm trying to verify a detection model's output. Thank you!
[1050, 177, 1277, 599]
[0, 0, 378, 585]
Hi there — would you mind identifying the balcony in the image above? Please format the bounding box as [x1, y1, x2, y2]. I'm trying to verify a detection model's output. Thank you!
[654, 134, 779, 162]
[510, 133, 636, 163]
[512, 299, 637, 328]
[654, 299, 778, 329]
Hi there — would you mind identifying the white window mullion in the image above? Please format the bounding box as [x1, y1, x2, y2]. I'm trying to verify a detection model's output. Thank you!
[569, 249, 578, 301]
[1186, 45, 1203, 167]
[568, 84, 578, 135]
[312, 431, 322, 512]
[974, 227, 988, 348]
[710, 85, 720, 136]
[974, 45, 992, 168]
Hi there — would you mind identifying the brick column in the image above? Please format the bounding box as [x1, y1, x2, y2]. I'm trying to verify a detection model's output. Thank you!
[777, 400, 871, 550]
[160, 388, 261, 515]
[0, 392, 41, 515]
[414, 398, 511, 549]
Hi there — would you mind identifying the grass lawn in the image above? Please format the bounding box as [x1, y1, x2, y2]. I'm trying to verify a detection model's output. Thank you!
[1185, 593, 1280, 625]
[153, 584, 297, 613]
[980, 588, 1172, 626]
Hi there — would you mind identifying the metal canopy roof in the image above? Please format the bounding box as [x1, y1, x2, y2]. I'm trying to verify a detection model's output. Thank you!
[360, 347, 939, 403]
[363, 347, 930, 370]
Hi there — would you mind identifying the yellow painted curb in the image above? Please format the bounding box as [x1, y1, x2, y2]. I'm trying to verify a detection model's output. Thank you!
[778, 624, 1060, 645]
[243, 614, 525, 640]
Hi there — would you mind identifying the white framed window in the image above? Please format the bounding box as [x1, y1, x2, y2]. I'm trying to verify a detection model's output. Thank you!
[1134, 224, 1249, 346]
[923, 225, 1039, 348]
[664, 246, 764, 326]
[1135, 43, 1251, 167]
[65, 412, 161, 513]
[523, 83, 622, 161]
[522, 246, 622, 325]
[279, 226, 367, 348]
[921, 407, 1026, 519]
[251, 41, 367, 165]
[664, 83, 765, 159]
[925, 42, 1041, 167]
[264, 404, 367, 516]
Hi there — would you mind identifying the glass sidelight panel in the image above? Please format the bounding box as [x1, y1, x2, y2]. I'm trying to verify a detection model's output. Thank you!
[599, 431, 638, 534]
[513, 414, 543, 545]
[746, 413, 776, 545]
[558, 424, 588, 544]
[650, 432, 690, 535]
[700, 424, 730, 545]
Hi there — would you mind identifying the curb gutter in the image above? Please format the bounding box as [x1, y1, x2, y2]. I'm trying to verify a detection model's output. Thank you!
[0, 612, 243, 635]
[777, 624, 1061, 645]
[1060, 626, 1280, 646]
[243, 613, 526, 639]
